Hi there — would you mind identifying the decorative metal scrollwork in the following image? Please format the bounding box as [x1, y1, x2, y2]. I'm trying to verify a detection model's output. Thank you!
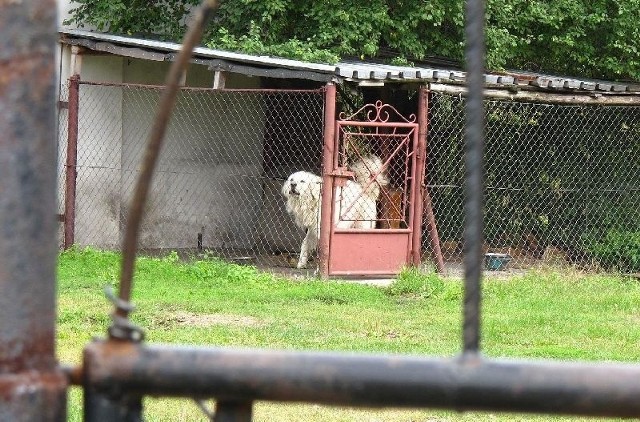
[338, 100, 417, 123]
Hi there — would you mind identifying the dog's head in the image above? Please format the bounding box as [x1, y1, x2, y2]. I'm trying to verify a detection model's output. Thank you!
[282, 171, 321, 200]
[350, 154, 388, 187]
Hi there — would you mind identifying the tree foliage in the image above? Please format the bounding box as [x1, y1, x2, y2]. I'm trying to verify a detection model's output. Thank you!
[65, 0, 640, 81]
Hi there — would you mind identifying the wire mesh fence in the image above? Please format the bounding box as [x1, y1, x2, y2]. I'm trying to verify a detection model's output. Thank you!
[426, 91, 640, 273]
[59, 81, 325, 268]
[58, 81, 640, 274]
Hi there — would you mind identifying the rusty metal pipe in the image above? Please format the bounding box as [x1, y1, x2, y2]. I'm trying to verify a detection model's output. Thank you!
[318, 83, 337, 278]
[462, 0, 486, 354]
[414, 87, 446, 273]
[0, 0, 67, 419]
[64, 74, 80, 249]
[84, 342, 640, 418]
[118, 0, 220, 320]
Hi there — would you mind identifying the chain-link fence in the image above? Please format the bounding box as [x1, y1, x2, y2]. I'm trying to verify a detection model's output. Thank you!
[59, 81, 325, 268]
[426, 91, 640, 272]
[59, 81, 640, 274]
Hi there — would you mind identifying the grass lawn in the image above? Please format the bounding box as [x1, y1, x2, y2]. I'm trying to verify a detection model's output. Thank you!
[57, 247, 640, 421]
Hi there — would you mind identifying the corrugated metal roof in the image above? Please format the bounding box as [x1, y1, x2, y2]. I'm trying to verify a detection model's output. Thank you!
[60, 29, 640, 94]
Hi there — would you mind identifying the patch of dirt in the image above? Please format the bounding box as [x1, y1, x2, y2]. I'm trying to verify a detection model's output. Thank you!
[172, 311, 267, 328]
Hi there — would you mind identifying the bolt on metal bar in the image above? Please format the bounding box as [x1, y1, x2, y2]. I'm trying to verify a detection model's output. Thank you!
[462, 0, 486, 354]
[116, 0, 220, 322]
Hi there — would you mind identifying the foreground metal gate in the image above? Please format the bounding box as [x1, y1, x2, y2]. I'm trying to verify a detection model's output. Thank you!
[325, 101, 424, 276]
[4, 0, 640, 421]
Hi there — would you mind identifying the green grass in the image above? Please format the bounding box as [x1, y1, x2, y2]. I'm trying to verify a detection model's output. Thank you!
[57, 247, 640, 421]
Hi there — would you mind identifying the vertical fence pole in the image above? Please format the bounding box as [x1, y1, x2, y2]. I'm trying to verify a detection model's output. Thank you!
[319, 83, 337, 278]
[214, 400, 253, 422]
[64, 74, 80, 249]
[0, 0, 67, 419]
[416, 87, 446, 273]
[462, 0, 486, 354]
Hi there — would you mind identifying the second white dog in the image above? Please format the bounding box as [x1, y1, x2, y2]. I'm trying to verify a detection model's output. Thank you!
[282, 155, 387, 269]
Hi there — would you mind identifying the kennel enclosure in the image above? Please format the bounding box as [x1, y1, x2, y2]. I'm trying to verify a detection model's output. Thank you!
[58, 29, 640, 277]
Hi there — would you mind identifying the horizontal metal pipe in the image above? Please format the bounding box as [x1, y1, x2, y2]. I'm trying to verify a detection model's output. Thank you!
[77, 80, 324, 94]
[84, 341, 640, 417]
[429, 82, 640, 105]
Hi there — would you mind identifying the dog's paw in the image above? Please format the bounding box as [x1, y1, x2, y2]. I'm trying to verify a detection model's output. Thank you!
[296, 261, 307, 269]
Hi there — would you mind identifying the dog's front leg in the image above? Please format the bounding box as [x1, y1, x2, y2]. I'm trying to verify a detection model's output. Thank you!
[297, 229, 312, 269]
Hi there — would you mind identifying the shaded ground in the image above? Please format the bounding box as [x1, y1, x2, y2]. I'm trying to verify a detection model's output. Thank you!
[139, 247, 543, 287]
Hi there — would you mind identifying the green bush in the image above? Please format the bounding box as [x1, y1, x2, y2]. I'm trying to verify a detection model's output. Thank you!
[586, 230, 640, 273]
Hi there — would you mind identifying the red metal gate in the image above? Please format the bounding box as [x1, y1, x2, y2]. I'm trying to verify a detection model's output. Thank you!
[325, 101, 424, 276]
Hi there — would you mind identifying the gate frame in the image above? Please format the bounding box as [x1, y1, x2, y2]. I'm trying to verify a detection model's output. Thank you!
[324, 101, 422, 276]
[319, 85, 445, 278]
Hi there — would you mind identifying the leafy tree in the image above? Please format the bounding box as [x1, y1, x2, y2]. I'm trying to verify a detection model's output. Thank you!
[65, 0, 640, 80]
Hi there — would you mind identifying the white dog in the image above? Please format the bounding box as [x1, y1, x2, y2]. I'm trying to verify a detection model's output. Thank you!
[282, 155, 387, 268]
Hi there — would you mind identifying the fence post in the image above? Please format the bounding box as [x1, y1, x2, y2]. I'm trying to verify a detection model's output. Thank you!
[319, 83, 337, 278]
[64, 74, 80, 249]
[0, 0, 67, 419]
[416, 87, 446, 273]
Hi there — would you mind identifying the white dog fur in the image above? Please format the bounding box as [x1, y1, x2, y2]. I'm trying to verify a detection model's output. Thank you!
[282, 155, 388, 268]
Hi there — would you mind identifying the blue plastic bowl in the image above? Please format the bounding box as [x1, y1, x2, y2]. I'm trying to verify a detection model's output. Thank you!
[484, 253, 512, 271]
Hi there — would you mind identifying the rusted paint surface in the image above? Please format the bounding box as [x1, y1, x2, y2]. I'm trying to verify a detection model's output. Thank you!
[64, 75, 80, 249]
[0, 0, 58, 373]
[0, 0, 67, 419]
[83, 340, 640, 417]
[0, 371, 67, 420]
[318, 83, 336, 278]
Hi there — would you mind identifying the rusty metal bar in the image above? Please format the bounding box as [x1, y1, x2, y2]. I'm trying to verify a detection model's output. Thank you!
[0, 0, 67, 419]
[462, 0, 486, 354]
[83, 341, 640, 418]
[78, 80, 323, 93]
[64, 74, 80, 249]
[416, 87, 446, 273]
[319, 83, 337, 278]
[117, 0, 220, 321]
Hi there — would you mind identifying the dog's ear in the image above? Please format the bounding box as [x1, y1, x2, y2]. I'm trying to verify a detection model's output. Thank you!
[309, 180, 321, 200]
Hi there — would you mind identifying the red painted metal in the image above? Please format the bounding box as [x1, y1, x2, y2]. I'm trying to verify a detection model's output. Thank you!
[329, 230, 411, 275]
[0, 0, 67, 418]
[327, 101, 422, 276]
[64, 75, 80, 249]
[319, 83, 337, 278]
[417, 87, 446, 273]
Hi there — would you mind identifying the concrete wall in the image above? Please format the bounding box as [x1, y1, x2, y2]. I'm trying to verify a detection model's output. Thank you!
[59, 47, 272, 251]
[120, 60, 265, 249]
